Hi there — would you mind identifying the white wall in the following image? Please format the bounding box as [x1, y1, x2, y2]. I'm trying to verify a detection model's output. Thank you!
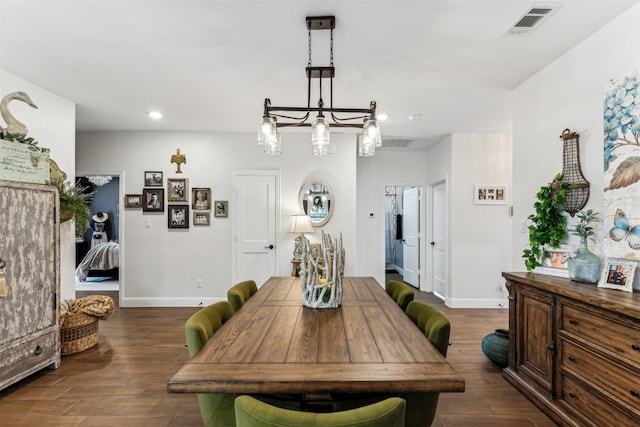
[1, 70, 76, 300]
[76, 131, 357, 306]
[356, 149, 429, 287]
[450, 133, 512, 307]
[512, 3, 640, 269]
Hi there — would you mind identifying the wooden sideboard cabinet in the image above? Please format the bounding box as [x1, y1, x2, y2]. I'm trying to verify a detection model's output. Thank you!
[503, 272, 640, 426]
[0, 180, 60, 390]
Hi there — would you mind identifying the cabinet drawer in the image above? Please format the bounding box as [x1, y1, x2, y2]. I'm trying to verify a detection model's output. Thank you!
[560, 339, 640, 416]
[560, 375, 640, 427]
[561, 303, 640, 365]
[1, 332, 56, 381]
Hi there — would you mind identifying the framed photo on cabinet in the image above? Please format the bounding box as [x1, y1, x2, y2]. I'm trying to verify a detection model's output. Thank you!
[599, 257, 636, 292]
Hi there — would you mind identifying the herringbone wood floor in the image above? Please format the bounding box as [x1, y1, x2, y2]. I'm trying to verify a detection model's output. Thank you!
[0, 279, 556, 426]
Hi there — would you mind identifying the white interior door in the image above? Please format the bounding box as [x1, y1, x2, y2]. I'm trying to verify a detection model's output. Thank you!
[402, 187, 420, 287]
[432, 181, 446, 300]
[232, 171, 278, 287]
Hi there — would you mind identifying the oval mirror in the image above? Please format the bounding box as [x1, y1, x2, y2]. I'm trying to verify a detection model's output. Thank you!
[299, 179, 334, 227]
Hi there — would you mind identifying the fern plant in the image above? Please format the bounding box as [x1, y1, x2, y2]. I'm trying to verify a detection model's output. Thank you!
[522, 173, 570, 271]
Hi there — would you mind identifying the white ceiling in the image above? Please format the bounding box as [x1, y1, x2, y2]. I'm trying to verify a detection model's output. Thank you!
[1, 1, 638, 149]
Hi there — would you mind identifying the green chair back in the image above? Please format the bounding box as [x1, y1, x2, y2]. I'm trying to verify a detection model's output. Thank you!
[228, 280, 258, 313]
[185, 301, 236, 426]
[385, 280, 415, 311]
[235, 395, 405, 427]
[403, 301, 451, 426]
[405, 301, 450, 357]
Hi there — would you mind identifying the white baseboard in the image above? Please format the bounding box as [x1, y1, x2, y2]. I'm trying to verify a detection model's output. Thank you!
[119, 297, 226, 307]
[443, 297, 509, 309]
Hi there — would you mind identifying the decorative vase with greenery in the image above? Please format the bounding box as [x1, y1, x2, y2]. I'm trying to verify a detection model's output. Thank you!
[58, 180, 94, 238]
[566, 209, 602, 283]
[522, 173, 570, 271]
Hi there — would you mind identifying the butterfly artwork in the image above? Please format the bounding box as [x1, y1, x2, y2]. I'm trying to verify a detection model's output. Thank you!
[609, 208, 640, 250]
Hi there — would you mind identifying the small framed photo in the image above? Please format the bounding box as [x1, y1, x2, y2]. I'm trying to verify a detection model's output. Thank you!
[599, 257, 636, 292]
[124, 194, 142, 208]
[534, 245, 572, 278]
[474, 185, 507, 205]
[192, 187, 211, 210]
[168, 205, 189, 229]
[193, 211, 210, 226]
[214, 201, 228, 217]
[144, 171, 163, 187]
[142, 188, 164, 212]
[168, 178, 188, 202]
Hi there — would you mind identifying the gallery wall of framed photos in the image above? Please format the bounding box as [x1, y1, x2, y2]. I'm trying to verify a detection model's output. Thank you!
[125, 166, 228, 229]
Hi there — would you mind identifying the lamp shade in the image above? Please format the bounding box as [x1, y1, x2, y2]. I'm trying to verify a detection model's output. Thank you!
[289, 214, 314, 233]
[257, 116, 277, 145]
[311, 116, 330, 156]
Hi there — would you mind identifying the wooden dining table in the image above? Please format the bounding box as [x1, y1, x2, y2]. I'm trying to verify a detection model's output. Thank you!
[167, 276, 465, 396]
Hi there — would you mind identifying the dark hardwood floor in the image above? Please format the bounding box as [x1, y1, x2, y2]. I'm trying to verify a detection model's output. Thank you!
[0, 278, 556, 426]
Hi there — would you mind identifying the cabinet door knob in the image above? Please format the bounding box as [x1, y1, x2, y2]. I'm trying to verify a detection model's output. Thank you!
[569, 319, 577, 325]
[33, 345, 42, 356]
[569, 393, 576, 398]
[632, 344, 640, 351]
[631, 390, 639, 397]
[568, 355, 576, 362]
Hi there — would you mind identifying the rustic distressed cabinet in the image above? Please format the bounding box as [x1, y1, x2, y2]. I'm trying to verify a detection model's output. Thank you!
[0, 180, 60, 390]
[503, 272, 640, 426]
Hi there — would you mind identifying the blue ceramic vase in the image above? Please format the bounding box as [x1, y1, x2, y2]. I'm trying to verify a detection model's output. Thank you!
[481, 328, 509, 368]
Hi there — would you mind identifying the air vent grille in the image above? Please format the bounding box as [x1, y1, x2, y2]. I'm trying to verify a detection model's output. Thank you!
[505, 5, 558, 36]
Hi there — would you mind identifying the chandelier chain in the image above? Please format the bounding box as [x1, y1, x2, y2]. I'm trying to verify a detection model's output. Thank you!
[330, 28, 334, 67]
[308, 30, 312, 67]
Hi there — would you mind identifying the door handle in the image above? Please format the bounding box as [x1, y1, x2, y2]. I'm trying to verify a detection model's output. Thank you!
[430, 241, 435, 246]
[264, 245, 274, 249]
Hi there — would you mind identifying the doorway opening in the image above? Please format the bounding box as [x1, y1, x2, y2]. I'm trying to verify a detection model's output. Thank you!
[384, 185, 422, 289]
[74, 173, 121, 305]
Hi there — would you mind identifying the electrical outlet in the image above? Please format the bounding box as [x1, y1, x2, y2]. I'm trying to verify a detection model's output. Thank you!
[145, 219, 151, 228]
[519, 219, 526, 233]
[196, 278, 203, 288]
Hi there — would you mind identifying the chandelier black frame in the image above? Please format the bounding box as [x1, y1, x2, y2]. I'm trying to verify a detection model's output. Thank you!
[258, 16, 382, 156]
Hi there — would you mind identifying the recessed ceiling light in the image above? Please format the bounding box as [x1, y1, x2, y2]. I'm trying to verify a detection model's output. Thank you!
[407, 113, 422, 121]
[148, 111, 163, 120]
[376, 113, 388, 121]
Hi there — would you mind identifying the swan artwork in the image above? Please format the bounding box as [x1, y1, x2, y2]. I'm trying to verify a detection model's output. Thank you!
[0, 91, 38, 138]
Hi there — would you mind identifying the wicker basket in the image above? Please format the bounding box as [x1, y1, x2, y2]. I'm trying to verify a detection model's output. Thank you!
[60, 312, 99, 355]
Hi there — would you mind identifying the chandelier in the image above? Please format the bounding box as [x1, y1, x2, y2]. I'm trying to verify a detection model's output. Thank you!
[257, 16, 382, 157]
[87, 175, 112, 186]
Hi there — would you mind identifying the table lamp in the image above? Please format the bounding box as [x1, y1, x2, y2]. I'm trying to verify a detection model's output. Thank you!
[289, 213, 314, 259]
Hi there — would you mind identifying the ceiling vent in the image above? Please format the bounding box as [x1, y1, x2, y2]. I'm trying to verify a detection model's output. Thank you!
[380, 138, 414, 149]
[504, 5, 558, 36]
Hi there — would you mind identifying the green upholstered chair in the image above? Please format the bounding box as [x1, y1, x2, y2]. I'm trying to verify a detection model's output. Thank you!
[185, 301, 236, 427]
[404, 301, 450, 357]
[234, 395, 406, 427]
[402, 301, 452, 427]
[227, 280, 258, 313]
[385, 280, 415, 311]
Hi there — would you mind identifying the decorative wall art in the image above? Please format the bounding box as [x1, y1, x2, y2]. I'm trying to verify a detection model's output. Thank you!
[598, 257, 636, 292]
[170, 148, 186, 174]
[192, 187, 210, 210]
[167, 178, 188, 202]
[193, 211, 210, 226]
[603, 70, 640, 289]
[474, 185, 506, 205]
[124, 194, 142, 208]
[214, 201, 228, 217]
[142, 188, 164, 212]
[144, 171, 163, 187]
[168, 205, 189, 229]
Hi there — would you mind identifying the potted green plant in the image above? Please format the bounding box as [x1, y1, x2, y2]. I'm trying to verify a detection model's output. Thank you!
[566, 209, 602, 283]
[58, 181, 94, 238]
[522, 173, 570, 271]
